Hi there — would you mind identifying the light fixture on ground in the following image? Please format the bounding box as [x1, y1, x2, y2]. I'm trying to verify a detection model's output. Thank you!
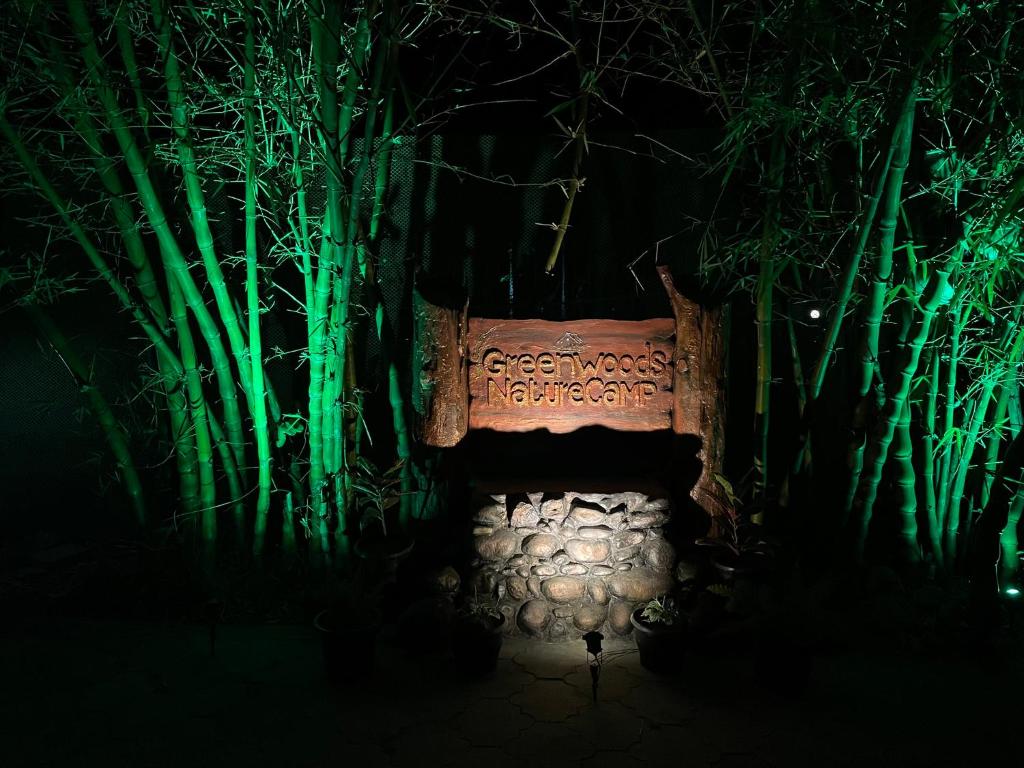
[583, 631, 604, 702]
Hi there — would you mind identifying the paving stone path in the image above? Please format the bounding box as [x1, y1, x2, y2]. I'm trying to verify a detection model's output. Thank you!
[2, 619, 1020, 767]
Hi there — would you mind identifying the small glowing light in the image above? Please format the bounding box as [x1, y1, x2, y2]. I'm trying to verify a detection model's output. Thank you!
[809, 308, 821, 320]
[1006, 587, 1021, 597]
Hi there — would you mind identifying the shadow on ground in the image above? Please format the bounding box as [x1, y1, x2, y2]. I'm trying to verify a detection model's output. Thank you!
[2, 616, 1022, 768]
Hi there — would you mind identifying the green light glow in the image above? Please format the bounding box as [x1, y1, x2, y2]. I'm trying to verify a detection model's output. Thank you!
[1005, 587, 1020, 597]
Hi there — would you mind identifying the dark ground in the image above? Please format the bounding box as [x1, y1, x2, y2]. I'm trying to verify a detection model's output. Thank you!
[3, 540, 1023, 768]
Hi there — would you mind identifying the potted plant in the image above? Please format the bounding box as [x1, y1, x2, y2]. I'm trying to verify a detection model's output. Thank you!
[631, 596, 685, 674]
[351, 457, 415, 580]
[313, 575, 382, 686]
[695, 473, 777, 582]
[451, 592, 506, 677]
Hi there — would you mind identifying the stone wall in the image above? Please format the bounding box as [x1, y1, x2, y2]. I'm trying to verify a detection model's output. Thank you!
[470, 490, 676, 641]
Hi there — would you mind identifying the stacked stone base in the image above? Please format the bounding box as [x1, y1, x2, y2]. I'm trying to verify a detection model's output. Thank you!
[470, 489, 675, 641]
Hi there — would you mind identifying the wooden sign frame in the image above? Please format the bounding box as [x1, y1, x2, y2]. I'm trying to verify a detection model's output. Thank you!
[412, 267, 732, 521]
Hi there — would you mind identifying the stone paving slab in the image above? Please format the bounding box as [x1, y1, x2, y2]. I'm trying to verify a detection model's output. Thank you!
[2, 619, 1023, 767]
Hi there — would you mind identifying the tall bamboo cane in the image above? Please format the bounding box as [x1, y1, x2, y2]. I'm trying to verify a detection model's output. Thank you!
[66, 0, 247, 481]
[368, 85, 416, 527]
[148, 0, 263, 431]
[26, 306, 147, 525]
[167, 277, 217, 562]
[842, 86, 918, 522]
[936, 304, 968, 537]
[307, 3, 345, 564]
[754, 126, 786, 504]
[243, 0, 273, 556]
[42, 40, 202, 520]
[920, 347, 943, 567]
[851, 268, 952, 560]
[328, 19, 389, 551]
[893, 399, 921, 563]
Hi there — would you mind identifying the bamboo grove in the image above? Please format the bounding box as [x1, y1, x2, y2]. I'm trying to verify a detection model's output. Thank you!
[695, 0, 1024, 593]
[1, 0, 1023, 603]
[0, 0, 433, 569]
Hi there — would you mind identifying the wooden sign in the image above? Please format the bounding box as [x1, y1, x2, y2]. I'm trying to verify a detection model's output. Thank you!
[467, 318, 675, 433]
[412, 267, 733, 523]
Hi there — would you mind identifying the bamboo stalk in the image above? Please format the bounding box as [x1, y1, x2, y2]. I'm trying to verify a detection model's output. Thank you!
[981, 382, 1013, 511]
[936, 304, 967, 537]
[113, 4, 150, 141]
[892, 399, 921, 563]
[365, 76, 416, 526]
[805, 97, 908, 402]
[920, 347, 943, 567]
[999, 488, 1024, 588]
[167, 276, 217, 564]
[0, 117, 180, 371]
[851, 268, 951, 561]
[945, 380, 995, 562]
[42, 39, 202, 522]
[843, 87, 918, 521]
[970, 424, 1024, 625]
[148, 0, 260, 431]
[330, 13, 390, 551]
[950, 332, 1024, 561]
[26, 306, 147, 525]
[243, 0, 273, 557]
[66, 0, 248, 484]
[753, 126, 786, 503]
[307, 2, 349, 565]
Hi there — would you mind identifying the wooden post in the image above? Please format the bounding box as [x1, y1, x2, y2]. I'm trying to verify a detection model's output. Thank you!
[658, 266, 733, 522]
[413, 289, 469, 447]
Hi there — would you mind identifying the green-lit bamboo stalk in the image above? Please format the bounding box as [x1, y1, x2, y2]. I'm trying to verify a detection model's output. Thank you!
[206, 403, 244, 532]
[804, 93, 910, 404]
[42, 38, 201, 520]
[243, 0, 272, 556]
[753, 125, 785, 503]
[167, 277, 217, 561]
[945, 379, 995, 562]
[935, 304, 967, 538]
[851, 268, 951, 560]
[843, 86, 918, 522]
[950, 332, 1024, 561]
[920, 347, 943, 567]
[114, 4, 150, 141]
[308, 2, 374, 562]
[0, 116, 180, 370]
[981, 382, 1013, 511]
[982, 382, 1014, 584]
[970, 424, 1024, 624]
[999, 488, 1024, 588]
[66, 0, 247, 480]
[368, 83, 416, 527]
[327, 18, 389, 550]
[148, 0, 259, 428]
[26, 306, 146, 525]
[307, 3, 344, 565]
[778, 295, 808, 511]
[892, 399, 920, 563]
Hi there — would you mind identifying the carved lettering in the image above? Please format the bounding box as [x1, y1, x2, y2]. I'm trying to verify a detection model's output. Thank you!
[468, 319, 676, 433]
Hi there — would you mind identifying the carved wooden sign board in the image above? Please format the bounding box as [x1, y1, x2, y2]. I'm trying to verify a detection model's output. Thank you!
[468, 318, 675, 433]
[412, 267, 733, 521]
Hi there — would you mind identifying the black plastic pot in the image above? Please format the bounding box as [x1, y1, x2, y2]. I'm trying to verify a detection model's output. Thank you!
[314, 608, 380, 686]
[354, 532, 415, 584]
[631, 609, 685, 674]
[451, 613, 505, 677]
[710, 548, 771, 582]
